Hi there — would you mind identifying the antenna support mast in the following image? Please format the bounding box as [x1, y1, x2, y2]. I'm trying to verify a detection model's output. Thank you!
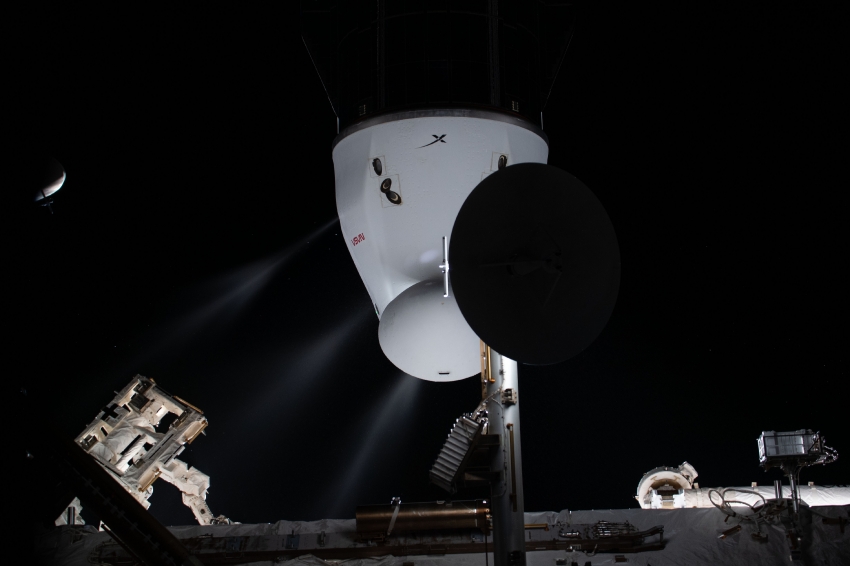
[481, 344, 526, 566]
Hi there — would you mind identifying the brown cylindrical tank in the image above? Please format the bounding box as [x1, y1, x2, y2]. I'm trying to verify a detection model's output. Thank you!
[356, 500, 490, 535]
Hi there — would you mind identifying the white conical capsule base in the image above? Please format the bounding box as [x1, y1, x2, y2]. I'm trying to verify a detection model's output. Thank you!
[378, 279, 480, 381]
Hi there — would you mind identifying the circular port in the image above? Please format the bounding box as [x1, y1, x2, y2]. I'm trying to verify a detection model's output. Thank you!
[498, 155, 507, 170]
[372, 158, 383, 176]
[381, 178, 392, 193]
[385, 190, 401, 205]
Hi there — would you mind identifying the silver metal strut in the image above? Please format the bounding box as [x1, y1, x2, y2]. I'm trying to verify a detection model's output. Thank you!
[481, 343, 526, 566]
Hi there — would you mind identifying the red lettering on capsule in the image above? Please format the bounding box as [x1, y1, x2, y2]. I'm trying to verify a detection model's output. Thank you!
[352, 233, 366, 246]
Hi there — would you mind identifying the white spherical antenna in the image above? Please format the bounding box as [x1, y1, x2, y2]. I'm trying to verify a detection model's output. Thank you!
[34, 157, 66, 202]
[378, 278, 481, 381]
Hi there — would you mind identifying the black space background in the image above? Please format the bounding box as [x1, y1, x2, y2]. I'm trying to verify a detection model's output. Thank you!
[6, 3, 846, 528]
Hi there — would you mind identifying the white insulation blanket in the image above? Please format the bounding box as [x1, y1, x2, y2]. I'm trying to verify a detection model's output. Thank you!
[35, 505, 850, 566]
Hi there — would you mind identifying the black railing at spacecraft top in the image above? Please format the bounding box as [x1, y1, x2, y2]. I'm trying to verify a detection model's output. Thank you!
[301, 0, 579, 131]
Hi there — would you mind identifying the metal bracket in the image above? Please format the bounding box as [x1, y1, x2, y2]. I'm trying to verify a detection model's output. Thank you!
[507, 423, 517, 512]
[438, 236, 449, 297]
[387, 497, 402, 536]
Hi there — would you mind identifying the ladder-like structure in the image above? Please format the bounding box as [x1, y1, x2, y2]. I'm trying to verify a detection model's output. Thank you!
[429, 415, 484, 493]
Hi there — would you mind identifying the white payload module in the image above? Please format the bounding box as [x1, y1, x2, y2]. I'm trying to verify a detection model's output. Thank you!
[70, 375, 228, 526]
[333, 109, 548, 381]
[635, 462, 700, 510]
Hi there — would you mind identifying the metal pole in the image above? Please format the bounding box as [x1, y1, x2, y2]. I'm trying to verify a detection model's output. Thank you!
[481, 345, 526, 566]
[774, 479, 783, 500]
[789, 472, 799, 514]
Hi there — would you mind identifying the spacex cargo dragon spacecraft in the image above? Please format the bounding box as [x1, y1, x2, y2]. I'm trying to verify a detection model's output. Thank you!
[332, 109, 550, 380]
[305, 2, 620, 382]
[304, 4, 619, 565]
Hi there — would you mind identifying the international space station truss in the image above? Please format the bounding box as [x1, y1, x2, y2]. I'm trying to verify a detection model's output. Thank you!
[71, 375, 227, 525]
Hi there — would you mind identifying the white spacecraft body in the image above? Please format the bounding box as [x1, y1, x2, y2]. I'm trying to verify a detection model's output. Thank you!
[72, 375, 225, 525]
[333, 109, 548, 381]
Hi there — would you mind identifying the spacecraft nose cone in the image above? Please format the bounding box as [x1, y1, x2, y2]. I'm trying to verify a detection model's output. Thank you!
[449, 163, 621, 365]
[378, 278, 481, 381]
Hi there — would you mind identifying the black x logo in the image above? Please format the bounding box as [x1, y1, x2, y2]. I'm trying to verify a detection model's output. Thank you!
[418, 134, 447, 148]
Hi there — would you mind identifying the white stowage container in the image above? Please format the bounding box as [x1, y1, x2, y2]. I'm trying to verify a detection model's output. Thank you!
[332, 108, 548, 381]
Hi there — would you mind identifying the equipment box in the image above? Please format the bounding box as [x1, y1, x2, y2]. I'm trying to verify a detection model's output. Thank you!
[758, 430, 817, 464]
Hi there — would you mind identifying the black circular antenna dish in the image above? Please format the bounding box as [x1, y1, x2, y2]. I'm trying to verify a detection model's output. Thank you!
[449, 163, 620, 365]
